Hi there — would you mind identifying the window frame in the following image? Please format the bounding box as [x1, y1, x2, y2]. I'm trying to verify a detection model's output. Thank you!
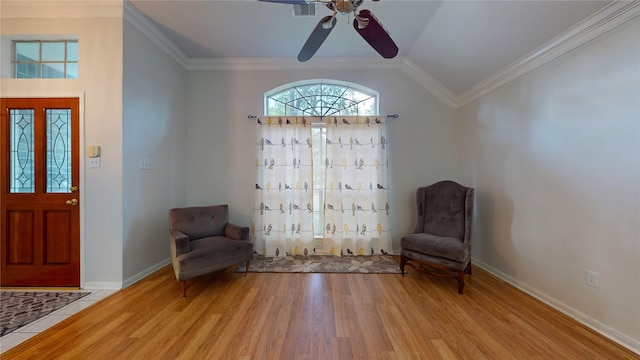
[12, 40, 78, 79]
[265, 79, 379, 117]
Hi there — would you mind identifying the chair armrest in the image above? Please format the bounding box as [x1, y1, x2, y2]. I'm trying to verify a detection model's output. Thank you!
[225, 223, 250, 240]
[170, 230, 190, 257]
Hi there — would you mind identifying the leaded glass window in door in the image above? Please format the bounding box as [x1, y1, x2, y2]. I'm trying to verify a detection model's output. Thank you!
[46, 109, 72, 193]
[8, 108, 73, 194]
[9, 109, 35, 193]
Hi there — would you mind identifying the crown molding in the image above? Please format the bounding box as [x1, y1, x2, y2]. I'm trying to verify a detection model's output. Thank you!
[457, 1, 640, 107]
[187, 57, 402, 71]
[1, 0, 122, 19]
[187, 56, 459, 107]
[123, 1, 189, 69]
[399, 58, 459, 109]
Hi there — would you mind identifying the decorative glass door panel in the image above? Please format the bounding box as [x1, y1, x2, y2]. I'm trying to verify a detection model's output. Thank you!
[46, 109, 72, 193]
[9, 109, 35, 193]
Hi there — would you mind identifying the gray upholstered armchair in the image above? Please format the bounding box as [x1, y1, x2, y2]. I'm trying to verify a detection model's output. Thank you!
[169, 205, 253, 297]
[400, 181, 474, 294]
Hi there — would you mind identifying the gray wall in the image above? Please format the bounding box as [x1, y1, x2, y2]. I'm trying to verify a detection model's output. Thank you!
[122, 21, 188, 284]
[458, 17, 640, 346]
[185, 68, 459, 250]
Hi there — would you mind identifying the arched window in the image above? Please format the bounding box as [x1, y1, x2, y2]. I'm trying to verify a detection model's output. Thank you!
[265, 79, 378, 116]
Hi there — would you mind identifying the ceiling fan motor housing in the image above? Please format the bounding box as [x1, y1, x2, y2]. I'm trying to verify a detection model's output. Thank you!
[335, 0, 355, 14]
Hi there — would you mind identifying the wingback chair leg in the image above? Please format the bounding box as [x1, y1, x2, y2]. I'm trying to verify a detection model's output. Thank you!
[400, 255, 407, 275]
[182, 280, 187, 298]
[457, 271, 465, 294]
[244, 260, 250, 277]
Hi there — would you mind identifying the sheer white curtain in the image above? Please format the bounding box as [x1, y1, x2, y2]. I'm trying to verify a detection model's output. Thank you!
[253, 117, 314, 257]
[323, 116, 392, 256]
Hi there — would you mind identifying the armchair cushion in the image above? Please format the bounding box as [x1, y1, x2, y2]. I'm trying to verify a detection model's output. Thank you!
[401, 233, 469, 263]
[172, 236, 253, 281]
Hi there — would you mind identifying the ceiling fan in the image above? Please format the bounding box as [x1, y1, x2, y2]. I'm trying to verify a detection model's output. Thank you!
[259, 0, 399, 62]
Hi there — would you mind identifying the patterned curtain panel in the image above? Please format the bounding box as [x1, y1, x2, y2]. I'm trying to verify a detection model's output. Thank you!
[323, 116, 391, 256]
[253, 117, 314, 257]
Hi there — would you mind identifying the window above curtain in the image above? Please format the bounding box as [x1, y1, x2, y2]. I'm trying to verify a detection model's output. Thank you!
[265, 79, 378, 117]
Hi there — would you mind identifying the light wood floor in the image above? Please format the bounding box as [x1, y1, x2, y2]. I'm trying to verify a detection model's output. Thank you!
[2, 261, 637, 359]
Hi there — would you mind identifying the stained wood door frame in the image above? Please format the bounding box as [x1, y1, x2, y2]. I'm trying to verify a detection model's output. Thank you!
[1, 92, 86, 288]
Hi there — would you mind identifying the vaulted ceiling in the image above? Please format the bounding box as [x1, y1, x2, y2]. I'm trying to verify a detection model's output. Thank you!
[128, 0, 620, 103]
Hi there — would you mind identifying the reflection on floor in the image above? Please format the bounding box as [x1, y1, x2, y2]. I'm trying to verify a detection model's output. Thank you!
[0, 289, 117, 354]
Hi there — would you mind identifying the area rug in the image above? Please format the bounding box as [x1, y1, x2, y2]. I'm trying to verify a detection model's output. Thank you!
[0, 291, 90, 337]
[237, 255, 401, 274]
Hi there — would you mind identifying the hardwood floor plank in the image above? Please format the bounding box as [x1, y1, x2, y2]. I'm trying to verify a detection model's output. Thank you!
[376, 304, 441, 359]
[431, 339, 459, 360]
[1, 264, 637, 359]
[330, 337, 353, 359]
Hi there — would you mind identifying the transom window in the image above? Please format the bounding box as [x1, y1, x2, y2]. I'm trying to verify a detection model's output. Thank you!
[266, 79, 378, 117]
[12, 40, 78, 79]
[265, 80, 379, 238]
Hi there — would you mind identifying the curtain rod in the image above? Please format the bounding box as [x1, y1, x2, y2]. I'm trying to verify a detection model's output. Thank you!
[248, 114, 398, 119]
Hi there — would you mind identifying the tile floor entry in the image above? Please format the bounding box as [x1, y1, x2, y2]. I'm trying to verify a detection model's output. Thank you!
[0, 289, 117, 354]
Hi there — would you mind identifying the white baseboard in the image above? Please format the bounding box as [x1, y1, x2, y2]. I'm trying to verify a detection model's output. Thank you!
[122, 258, 171, 288]
[83, 282, 122, 290]
[473, 258, 640, 355]
[82, 259, 171, 290]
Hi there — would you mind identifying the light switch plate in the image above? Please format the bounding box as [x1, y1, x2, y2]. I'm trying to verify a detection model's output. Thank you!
[89, 158, 101, 168]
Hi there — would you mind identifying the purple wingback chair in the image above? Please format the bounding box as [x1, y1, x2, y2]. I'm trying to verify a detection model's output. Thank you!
[400, 181, 475, 294]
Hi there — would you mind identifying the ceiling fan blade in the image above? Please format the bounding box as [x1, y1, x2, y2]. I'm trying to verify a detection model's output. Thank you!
[298, 15, 337, 62]
[258, 0, 314, 4]
[353, 9, 398, 59]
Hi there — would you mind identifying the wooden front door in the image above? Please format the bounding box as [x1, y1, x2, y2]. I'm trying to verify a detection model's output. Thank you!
[1, 98, 80, 287]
